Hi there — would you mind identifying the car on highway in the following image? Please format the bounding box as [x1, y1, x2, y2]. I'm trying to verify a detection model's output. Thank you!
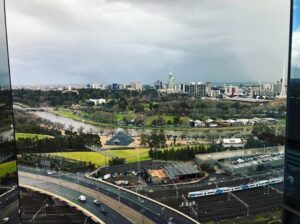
[101, 207, 108, 215]
[167, 217, 174, 224]
[47, 170, 53, 175]
[1, 217, 9, 224]
[93, 199, 101, 205]
[78, 195, 87, 202]
[208, 177, 216, 181]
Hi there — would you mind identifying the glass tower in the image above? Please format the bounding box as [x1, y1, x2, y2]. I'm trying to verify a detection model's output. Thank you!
[283, 0, 300, 222]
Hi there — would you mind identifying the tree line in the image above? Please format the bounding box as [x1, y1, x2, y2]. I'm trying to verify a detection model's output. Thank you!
[17, 133, 101, 153]
[149, 144, 224, 161]
[13, 89, 286, 124]
[19, 153, 96, 172]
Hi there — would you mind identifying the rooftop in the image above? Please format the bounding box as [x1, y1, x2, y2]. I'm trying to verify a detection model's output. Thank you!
[195, 146, 284, 164]
[106, 131, 134, 146]
[147, 168, 168, 179]
[163, 162, 200, 179]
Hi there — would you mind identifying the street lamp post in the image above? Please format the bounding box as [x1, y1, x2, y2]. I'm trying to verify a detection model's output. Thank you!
[118, 187, 121, 208]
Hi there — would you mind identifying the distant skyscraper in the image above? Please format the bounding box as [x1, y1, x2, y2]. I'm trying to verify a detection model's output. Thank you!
[189, 82, 206, 97]
[179, 83, 188, 93]
[142, 85, 152, 91]
[154, 80, 163, 90]
[167, 72, 176, 90]
[111, 83, 119, 90]
[224, 85, 237, 97]
[272, 81, 282, 96]
[205, 82, 212, 95]
[131, 81, 143, 91]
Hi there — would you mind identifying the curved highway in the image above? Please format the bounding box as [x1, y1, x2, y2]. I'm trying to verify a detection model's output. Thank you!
[20, 176, 130, 224]
[19, 165, 199, 224]
[0, 187, 21, 223]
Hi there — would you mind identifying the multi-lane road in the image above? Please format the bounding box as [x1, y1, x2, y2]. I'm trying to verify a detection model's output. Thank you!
[20, 175, 130, 224]
[19, 166, 199, 224]
[0, 187, 20, 223]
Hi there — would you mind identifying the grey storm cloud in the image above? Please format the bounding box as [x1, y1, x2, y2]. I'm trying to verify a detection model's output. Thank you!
[5, 0, 290, 85]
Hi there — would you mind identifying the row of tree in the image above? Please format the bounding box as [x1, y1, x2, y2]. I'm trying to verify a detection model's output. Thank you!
[19, 153, 96, 172]
[251, 123, 285, 145]
[149, 144, 224, 161]
[17, 133, 101, 153]
[14, 111, 61, 136]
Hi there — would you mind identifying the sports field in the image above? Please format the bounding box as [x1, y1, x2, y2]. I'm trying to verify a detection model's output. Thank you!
[49, 148, 150, 167]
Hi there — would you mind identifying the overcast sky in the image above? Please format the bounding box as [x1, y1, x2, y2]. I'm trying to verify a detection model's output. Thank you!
[6, 0, 290, 86]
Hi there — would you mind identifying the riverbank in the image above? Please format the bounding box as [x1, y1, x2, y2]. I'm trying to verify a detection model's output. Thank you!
[52, 109, 277, 132]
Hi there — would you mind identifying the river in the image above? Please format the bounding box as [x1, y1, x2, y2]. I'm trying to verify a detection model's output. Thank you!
[31, 111, 251, 137]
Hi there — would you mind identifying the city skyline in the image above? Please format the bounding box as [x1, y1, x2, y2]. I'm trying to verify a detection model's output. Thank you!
[11, 75, 285, 88]
[6, 0, 289, 86]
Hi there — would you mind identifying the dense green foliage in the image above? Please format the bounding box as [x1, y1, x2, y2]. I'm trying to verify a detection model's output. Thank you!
[14, 111, 61, 136]
[13, 89, 286, 129]
[251, 123, 284, 145]
[200, 163, 216, 173]
[108, 157, 126, 166]
[17, 133, 100, 153]
[149, 144, 224, 161]
[19, 153, 96, 172]
[141, 131, 166, 148]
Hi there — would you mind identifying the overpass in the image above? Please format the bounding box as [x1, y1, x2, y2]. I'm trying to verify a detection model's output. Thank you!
[19, 166, 199, 224]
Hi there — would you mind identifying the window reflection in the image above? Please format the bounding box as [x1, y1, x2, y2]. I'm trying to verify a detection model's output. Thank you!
[0, 0, 20, 223]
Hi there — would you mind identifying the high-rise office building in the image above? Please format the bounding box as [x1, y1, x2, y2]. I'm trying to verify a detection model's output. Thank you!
[205, 82, 212, 95]
[131, 82, 143, 91]
[154, 80, 163, 90]
[189, 82, 206, 97]
[167, 72, 176, 90]
[283, 69, 300, 223]
[283, 1, 300, 222]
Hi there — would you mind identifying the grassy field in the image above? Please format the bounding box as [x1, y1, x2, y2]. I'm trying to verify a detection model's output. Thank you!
[16, 133, 54, 140]
[53, 110, 84, 121]
[0, 161, 17, 179]
[49, 152, 107, 166]
[54, 109, 116, 127]
[49, 148, 150, 167]
[106, 148, 150, 163]
[115, 113, 136, 122]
